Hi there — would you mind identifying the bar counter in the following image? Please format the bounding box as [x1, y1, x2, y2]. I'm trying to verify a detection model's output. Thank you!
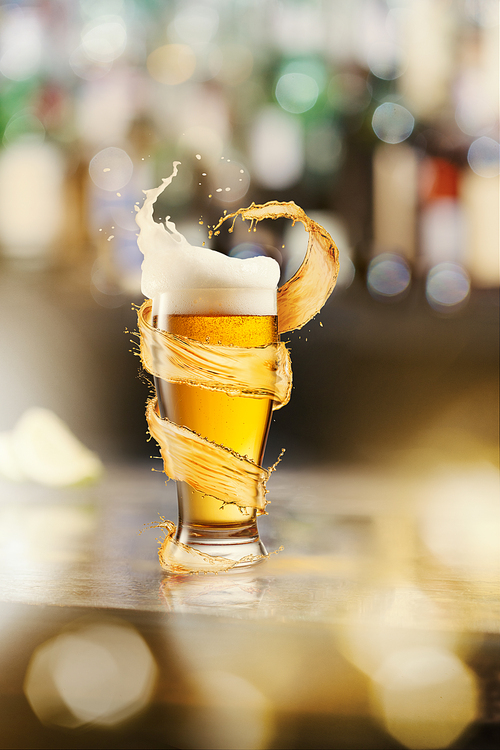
[0, 463, 499, 749]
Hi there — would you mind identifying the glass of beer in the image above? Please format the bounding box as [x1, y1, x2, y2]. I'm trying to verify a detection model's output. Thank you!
[151, 286, 277, 565]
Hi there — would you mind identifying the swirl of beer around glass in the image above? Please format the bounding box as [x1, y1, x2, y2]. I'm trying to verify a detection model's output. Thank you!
[137, 166, 339, 574]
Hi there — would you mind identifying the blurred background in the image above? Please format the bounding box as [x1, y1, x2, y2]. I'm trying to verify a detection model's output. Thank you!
[0, 0, 498, 469]
[0, 3, 499, 748]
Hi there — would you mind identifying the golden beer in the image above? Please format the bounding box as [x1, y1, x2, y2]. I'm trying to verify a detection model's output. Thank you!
[153, 311, 277, 559]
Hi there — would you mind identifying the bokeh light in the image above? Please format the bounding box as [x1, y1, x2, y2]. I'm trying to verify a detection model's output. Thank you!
[419, 465, 500, 574]
[425, 262, 470, 311]
[362, 3, 407, 81]
[275, 72, 319, 114]
[367, 253, 411, 299]
[173, 3, 219, 47]
[24, 619, 157, 728]
[275, 59, 326, 114]
[147, 44, 196, 85]
[89, 147, 133, 191]
[467, 136, 500, 178]
[0, 7, 43, 81]
[81, 16, 127, 64]
[372, 646, 478, 750]
[185, 670, 274, 750]
[250, 105, 304, 189]
[3, 113, 45, 145]
[455, 69, 498, 137]
[372, 103, 415, 144]
[69, 44, 113, 80]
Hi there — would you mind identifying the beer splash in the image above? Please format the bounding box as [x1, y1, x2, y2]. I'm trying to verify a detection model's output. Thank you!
[154, 519, 269, 576]
[211, 201, 340, 334]
[138, 192, 339, 575]
[139, 302, 292, 406]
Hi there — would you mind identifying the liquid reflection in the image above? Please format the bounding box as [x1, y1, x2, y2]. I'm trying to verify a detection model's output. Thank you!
[24, 618, 157, 729]
[160, 570, 269, 612]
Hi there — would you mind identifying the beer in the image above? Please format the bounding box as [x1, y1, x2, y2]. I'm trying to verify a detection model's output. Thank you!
[153, 308, 277, 558]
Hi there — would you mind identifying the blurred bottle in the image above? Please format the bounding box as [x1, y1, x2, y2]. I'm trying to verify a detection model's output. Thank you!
[0, 139, 65, 266]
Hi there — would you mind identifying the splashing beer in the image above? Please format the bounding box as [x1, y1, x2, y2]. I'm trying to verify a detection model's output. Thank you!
[136, 162, 339, 574]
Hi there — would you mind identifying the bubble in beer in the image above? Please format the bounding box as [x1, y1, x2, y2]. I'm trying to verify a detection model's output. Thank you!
[372, 103, 414, 144]
[89, 147, 133, 191]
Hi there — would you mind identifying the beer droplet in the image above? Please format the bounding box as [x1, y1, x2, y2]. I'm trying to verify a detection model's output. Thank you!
[108, 235, 114, 241]
[103, 168, 110, 172]
[195, 154, 201, 160]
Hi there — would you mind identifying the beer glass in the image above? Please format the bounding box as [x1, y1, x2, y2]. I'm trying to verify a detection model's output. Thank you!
[152, 288, 277, 565]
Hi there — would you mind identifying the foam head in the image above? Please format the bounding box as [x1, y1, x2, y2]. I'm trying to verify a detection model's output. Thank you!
[136, 162, 280, 315]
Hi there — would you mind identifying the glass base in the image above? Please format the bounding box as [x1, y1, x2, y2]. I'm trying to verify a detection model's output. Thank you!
[175, 521, 268, 567]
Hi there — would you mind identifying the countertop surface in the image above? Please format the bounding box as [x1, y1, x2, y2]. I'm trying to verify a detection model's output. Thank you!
[0, 463, 499, 749]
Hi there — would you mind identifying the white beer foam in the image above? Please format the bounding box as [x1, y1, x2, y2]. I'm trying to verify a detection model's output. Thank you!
[136, 162, 280, 314]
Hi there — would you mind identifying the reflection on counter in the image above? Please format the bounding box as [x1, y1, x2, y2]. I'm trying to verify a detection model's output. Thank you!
[0, 463, 498, 748]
